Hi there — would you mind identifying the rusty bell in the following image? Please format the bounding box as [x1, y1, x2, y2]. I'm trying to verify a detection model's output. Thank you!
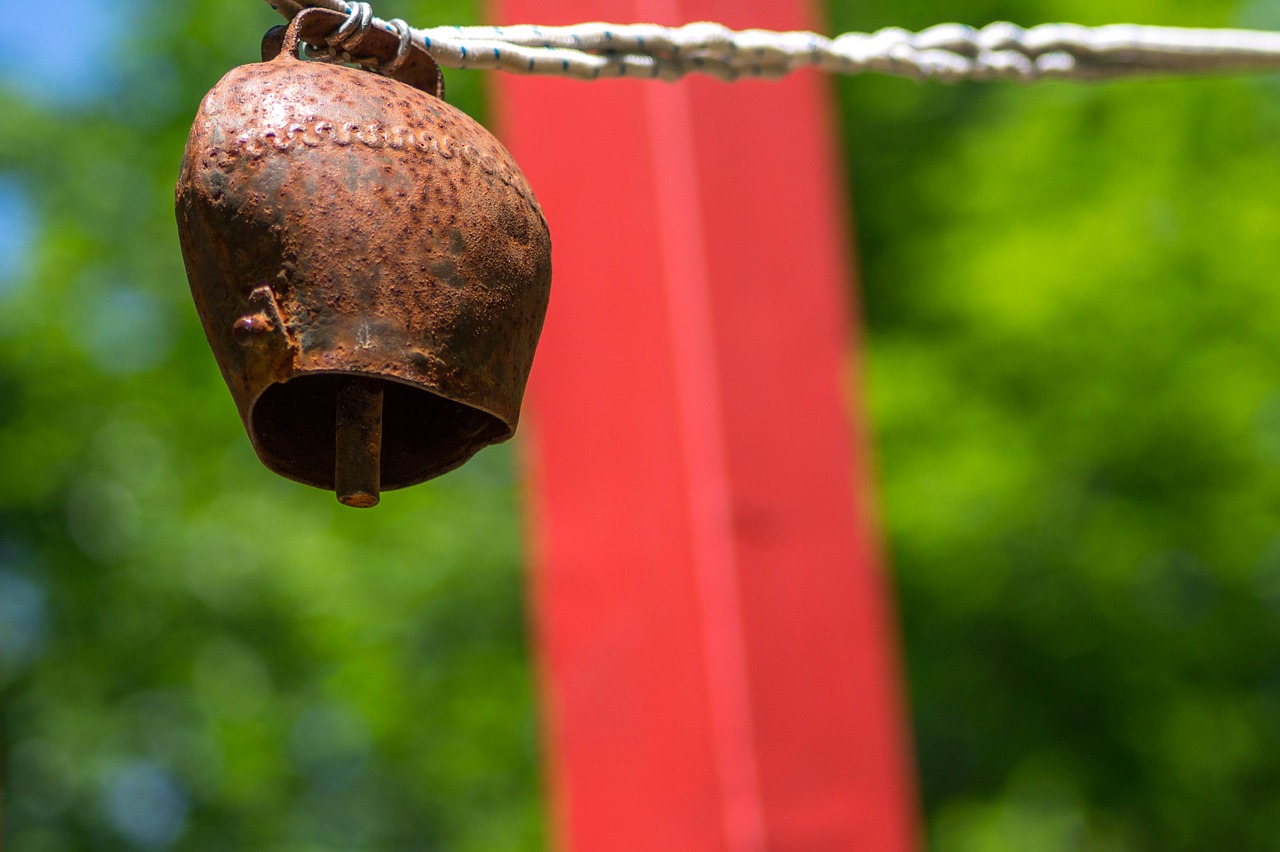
[175, 8, 551, 507]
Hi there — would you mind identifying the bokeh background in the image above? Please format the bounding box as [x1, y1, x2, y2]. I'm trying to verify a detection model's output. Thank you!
[4, 0, 1280, 848]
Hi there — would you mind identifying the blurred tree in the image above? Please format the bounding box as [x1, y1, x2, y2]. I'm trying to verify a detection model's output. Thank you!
[0, 1, 543, 849]
[834, 1, 1280, 849]
[4, 0, 1280, 849]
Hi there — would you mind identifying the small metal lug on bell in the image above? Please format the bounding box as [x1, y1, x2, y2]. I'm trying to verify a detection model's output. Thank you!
[232, 314, 272, 346]
[232, 286, 280, 345]
[174, 8, 552, 507]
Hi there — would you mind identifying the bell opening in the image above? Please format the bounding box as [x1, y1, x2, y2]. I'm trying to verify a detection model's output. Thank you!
[250, 373, 509, 491]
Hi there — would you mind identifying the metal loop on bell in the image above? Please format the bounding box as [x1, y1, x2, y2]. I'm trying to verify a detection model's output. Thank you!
[379, 19, 414, 76]
[329, 2, 374, 48]
[300, 2, 378, 68]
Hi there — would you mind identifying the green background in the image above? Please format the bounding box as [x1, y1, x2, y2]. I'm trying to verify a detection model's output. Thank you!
[4, 0, 1280, 848]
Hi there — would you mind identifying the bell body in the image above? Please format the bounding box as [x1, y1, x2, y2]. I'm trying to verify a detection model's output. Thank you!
[176, 39, 551, 493]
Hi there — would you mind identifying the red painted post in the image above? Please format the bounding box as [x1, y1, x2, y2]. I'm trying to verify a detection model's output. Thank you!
[491, 1, 919, 848]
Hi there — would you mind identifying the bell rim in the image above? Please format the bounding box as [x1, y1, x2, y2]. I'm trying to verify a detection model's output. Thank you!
[244, 367, 517, 493]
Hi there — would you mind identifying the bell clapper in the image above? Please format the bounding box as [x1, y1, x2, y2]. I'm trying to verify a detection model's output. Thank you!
[335, 377, 384, 508]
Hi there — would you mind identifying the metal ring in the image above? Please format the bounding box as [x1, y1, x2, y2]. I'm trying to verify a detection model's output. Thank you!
[380, 19, 414, 76]
[329, 1, 374, 48]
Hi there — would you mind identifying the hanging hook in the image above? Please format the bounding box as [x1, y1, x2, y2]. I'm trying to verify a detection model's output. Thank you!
[328, 2, 374, 49]
[379, 19, 415, 76]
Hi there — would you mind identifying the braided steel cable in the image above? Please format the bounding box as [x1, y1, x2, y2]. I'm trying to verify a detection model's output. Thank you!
[262, 1, 1280, 83]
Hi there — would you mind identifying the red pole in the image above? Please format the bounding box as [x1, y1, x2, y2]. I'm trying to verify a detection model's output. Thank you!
[492, 1, 920, 848]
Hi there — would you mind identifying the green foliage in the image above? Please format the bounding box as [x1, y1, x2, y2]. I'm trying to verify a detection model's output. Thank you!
[1, 1, 542, 849]
[4, 0, 1280, 849]
[834, 1, 1280, 848]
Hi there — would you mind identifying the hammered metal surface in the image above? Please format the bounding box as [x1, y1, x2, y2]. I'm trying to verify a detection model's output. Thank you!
[175, 13, 551, 492]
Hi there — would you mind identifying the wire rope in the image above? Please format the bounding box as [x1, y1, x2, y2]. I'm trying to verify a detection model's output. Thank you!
[262, 1, 1280, 83]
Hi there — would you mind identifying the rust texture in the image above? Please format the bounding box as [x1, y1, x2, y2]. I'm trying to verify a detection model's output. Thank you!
[175, 8, 552, 498]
